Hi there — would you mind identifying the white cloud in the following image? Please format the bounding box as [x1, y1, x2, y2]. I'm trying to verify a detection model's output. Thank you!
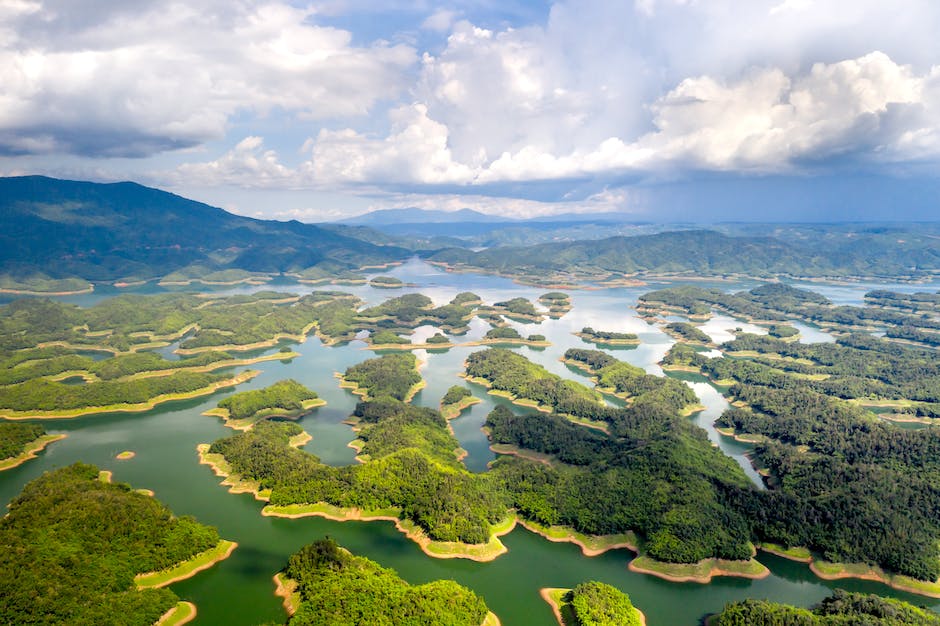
[170, 136, 293, 187]
[0, 1, 416, 157]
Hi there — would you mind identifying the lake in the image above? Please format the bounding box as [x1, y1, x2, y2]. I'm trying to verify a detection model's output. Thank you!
[2, 258, 938, 625]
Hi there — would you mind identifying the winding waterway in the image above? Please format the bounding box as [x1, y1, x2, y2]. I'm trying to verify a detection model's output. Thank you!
[2, 258, 939, 625]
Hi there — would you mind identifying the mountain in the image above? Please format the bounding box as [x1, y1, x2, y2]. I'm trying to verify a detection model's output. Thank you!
[0, 176, 408, 285]
[340, 207, 511, 225]
[427, 229, 940, 280]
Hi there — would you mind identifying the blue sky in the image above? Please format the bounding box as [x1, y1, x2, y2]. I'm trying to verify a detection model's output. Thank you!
[1, 0, 939, 222]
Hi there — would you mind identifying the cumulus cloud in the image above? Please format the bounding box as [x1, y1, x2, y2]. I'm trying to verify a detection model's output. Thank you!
[170, 136, 293, 187]
[0, 0, 416, 157]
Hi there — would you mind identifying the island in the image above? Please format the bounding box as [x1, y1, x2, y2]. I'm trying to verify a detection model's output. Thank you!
[337, 353, 426, 402]
[440, 385, 482, 420]
[538, 292, 572, 318]
[275, 538, 498, 625]
[709, 590, 940, 625]
[203, 379, 325, 430]
[0, 463, 233, 624]
[0, 422, 67, 471]
[368, 275, 407, 288]
[465, 327, 551, 347]
[575, 327, 640, 346]
[541, 582, 644, 626]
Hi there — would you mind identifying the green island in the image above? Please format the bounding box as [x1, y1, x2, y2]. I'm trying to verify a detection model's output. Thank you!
[203, 379, 325, 430]
[368, 275, 412, 288]
[275, 538, 497, 625]
[467, 327, 551, 346]
[541, 582, 644, 626]
[575, 327, 640, 346]
[710, 589, 940, 625]
[480, 297, 543, 323]
[441, 385, 482, 420]
[338, 352, 426, 402]
[0, 463, 231, 624]
[0, 422, 67, 470]
[561, 348, 702, 415]
[0, 369, 258, 419]
[538, 292, 572, 318]
[662, 321, 712, 345]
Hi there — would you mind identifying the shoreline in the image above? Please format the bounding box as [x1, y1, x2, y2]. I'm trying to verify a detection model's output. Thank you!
[135, 540, 238, 589]
[0, 433, 68, 471]
[463, 338, 552, 348]
[262, 503, 517, 562]
[273, 573, 300, 616]
[202, 397, 326, 431]
[154, 601, 197, 626]
[518, 518, 638, 557]
[540, 588, 646, 626]
[574, 332, 640, 346]
[0, 285, 94, 296]
[0, 370, 259, 420]
[628, 554, 770, 583]
[441, 395, 482, 420]
[759, 544, 940, 598]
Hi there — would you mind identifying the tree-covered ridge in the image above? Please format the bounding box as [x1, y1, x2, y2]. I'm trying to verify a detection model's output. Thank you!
[283, 538, 490, 626]
[341, 353, 423, 402]
[0, 463, 221, 625]
[640, 282, 940, 338]
[712, 590, 940, 626]
[566, 582, 642, 626]
[0, 370, 229, 413]
[217, 380, 319, 420]
[650, 284, 940, 581]
[0, 422, 48, 462]
[465, 348, 608, 422]
[663, 322, 711, 344]
[865, 289, 940, 315]
[428, 229, 940, 282]
[442, 385, 472, 407]
[563, 348, 699, 415]
[210, 401, 507, 545]
[0, 175, 408, 287]
[486, 400, 754, 563]
[576, 327, 639, 344]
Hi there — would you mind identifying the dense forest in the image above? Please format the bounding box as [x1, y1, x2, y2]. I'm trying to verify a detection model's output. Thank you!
[0, 422, 46, 460]
[217, 379, 319, 420]
[283, 538, 489, 626]
[341, 353, 423, 401]
[713, 590, 940, 625]
[0, 463, 221, 624]
[561, 582, 642, 626]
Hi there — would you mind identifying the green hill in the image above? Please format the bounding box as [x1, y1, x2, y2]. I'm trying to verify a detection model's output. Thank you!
[0, 176, 408, 286]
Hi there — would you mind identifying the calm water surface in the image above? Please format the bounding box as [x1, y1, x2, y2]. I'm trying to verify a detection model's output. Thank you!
[2, 259, 938, 625]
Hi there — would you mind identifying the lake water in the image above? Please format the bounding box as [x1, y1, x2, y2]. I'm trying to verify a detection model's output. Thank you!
[2, 258, 938, 625]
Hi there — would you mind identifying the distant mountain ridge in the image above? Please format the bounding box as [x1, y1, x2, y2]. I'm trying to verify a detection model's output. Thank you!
[428, 229, 940, 280]
[0, 176, 408, 285]
[340, 207, 512, 225]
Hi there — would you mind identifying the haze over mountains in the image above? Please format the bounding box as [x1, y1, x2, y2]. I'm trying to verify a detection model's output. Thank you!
[1, 176, 939, 291]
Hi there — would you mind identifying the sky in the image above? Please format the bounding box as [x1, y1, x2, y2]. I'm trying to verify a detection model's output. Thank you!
[1, 0, 939, 222]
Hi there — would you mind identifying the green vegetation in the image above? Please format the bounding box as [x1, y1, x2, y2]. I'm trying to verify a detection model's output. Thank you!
[442, 385, 473, 407]
[563, 348, 699, 415]
[426, 333, 450, 344]
[577, 327, 639, 345]
[216, 380, 320, 421]
[0, 422, 46, 460]
[492, 297, 539, 317]
[712, 590, 940, 625]
[567, 582, 642, 626]
[664, 322, 711, 344]
[428, 229, 940, 282]
[466, 348, 608, 422]
[539, 292, 572, 318]
[767, 324, 799, 339]
[209, 402, 507, 545]
[371, 329, 410, 345]
[282, 538, 490, 626]
[0, 175, 407, 286]
[0, 463, 222, 624]
[484, 327, 522, 340]
[451, 292, 482, 305]
[369, 276, 405, 288]
[341, 353, 423, 401]
[486, 404, 754, 564]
